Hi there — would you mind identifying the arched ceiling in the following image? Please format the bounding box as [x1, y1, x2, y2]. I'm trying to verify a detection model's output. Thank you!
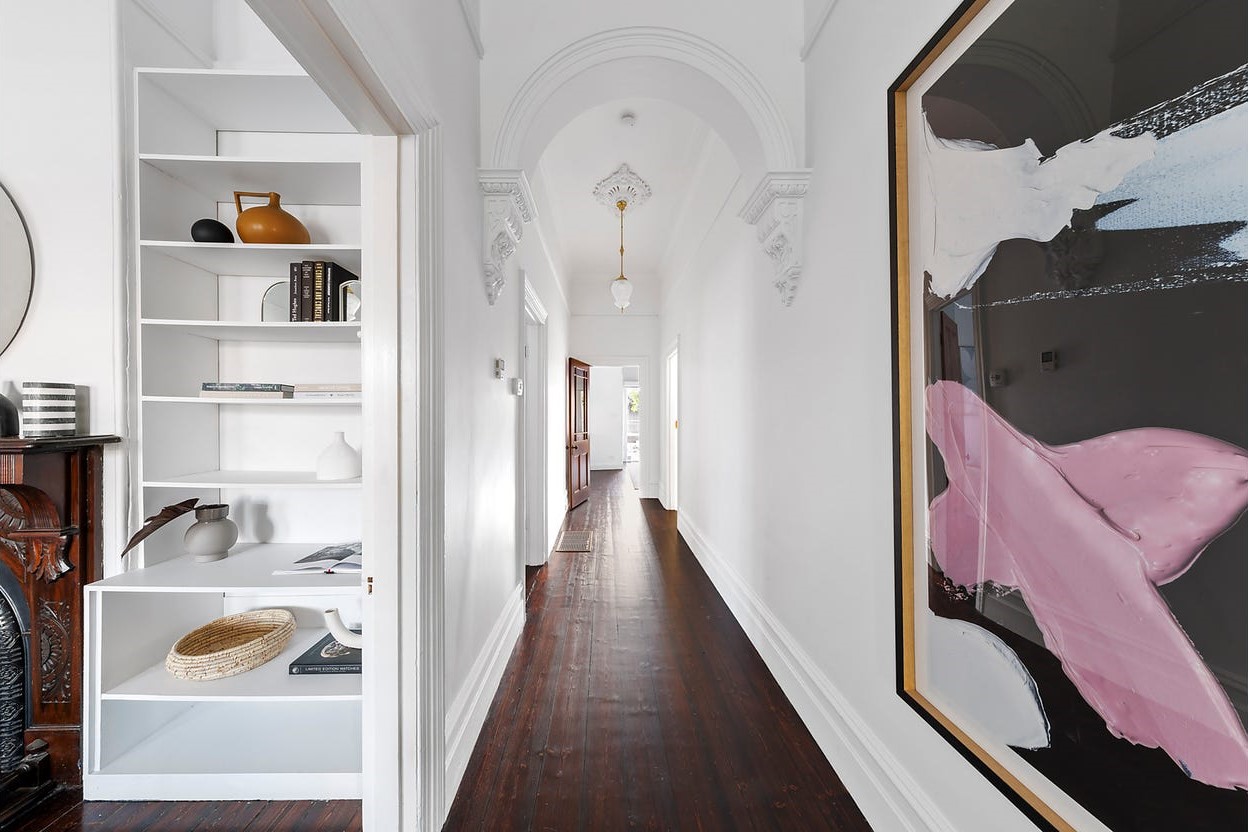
[534, 97, 738, 295]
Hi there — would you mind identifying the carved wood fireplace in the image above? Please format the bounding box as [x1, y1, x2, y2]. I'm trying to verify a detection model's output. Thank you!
[0, 435, 119, 800]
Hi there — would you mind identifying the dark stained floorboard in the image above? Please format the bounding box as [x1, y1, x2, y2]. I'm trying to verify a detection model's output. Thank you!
[445, 470, 871, 831]
[9, 793, 360, 832]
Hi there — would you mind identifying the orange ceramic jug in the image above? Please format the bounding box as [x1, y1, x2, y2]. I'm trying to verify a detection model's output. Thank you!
[233, 191, 311, 244]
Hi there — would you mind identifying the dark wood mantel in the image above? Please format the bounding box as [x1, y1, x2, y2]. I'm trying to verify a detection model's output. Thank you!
[0, 435, 120, 784]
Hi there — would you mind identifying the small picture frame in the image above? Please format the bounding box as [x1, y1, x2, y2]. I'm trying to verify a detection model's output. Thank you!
[340, 280, 362, 322]
[260, 280, 289, 322]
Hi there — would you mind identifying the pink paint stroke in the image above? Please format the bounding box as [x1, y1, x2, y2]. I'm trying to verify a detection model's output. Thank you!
[927, 380, 1248, 789]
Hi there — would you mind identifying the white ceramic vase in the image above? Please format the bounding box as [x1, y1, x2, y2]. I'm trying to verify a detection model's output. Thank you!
[184, 504, 239, 563]
[317, 431, 362, 481]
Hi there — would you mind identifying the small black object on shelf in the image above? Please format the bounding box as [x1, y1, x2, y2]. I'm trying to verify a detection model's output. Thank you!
[0, 393, 17, 437]
[190, 218, 235, 244]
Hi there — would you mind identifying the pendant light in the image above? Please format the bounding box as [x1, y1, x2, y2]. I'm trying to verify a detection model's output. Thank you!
[611, 198, 634, 313]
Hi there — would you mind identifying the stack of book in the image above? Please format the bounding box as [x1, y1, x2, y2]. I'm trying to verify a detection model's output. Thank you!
[288, 260, 360, 322]
[200, 383, 361, 401]
[293, 383, 361, 401]
[200, 383, 294, 399]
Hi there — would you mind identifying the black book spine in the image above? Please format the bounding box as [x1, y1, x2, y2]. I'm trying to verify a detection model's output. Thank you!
[325, 262, 361, 322]
[313, 261, 327, 322]
[288, 262, 301, 322]
[299, 261, 314, 322]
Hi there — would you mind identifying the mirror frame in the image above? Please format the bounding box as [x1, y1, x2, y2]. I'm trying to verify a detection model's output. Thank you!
[0, 181, 35, 357]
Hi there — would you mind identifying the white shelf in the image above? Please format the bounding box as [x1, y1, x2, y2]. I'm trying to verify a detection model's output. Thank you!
[104, 629, 361, 702]
[141, 241, 361, 275]
[89, 543, 362, 594]
[143, 471, 362, 490]
[141, 319, 361, 342]
[141, 155, 361, 206]
[87, 700, 361, 799]
[144, 396, 362, 407]
[138, 69, 356, 134]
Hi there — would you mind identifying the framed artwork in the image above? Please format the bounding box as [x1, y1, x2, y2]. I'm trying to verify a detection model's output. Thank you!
[890, 1, 1248, 830]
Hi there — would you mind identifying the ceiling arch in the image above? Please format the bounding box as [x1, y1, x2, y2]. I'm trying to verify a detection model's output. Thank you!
[490, 26, 798, 176]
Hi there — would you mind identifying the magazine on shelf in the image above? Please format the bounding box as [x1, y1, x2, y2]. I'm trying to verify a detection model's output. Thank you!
[289, 631, 362, 675]
[272, 542, 362, 575]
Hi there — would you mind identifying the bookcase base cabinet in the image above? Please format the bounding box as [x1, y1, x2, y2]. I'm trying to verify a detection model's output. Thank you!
[82, 550, 363, 801]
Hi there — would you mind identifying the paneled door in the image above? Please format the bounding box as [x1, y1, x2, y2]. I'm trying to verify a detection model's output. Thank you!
[567, 358, 591, 509]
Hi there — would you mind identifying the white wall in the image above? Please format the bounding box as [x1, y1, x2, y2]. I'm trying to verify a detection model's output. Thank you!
[655, 0, 1045, 829]
[0, 0, 127, 562]
[588, 366, 624, 470]
[569, 314, 659, 496]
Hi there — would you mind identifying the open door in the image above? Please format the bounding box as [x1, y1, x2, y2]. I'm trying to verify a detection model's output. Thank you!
[568, 358, 591, 509]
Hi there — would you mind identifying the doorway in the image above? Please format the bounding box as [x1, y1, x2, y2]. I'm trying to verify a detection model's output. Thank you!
[567, 358, 592, 510]
[585, 365, 642, 491]
[665, 345, 679, 511]
[521, 277, 549, 568]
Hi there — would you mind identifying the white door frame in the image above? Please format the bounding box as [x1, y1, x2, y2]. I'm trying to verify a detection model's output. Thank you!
[519, 273, 549, 569]
[245, 3, 445, 830]
[663, 340, 679, 511]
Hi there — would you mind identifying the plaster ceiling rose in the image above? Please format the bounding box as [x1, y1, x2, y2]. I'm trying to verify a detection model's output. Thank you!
[592, 163, 652, 213]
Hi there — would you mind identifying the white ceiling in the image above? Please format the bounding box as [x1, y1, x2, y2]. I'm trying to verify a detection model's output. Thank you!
[535, 97, 720, 288]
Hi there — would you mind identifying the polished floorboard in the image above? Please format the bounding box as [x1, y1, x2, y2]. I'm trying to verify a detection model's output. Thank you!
[445, 470, 870, 831]
[9, 792, 361, 831]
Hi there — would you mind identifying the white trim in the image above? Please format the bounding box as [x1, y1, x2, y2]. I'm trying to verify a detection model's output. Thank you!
[246, 0, 411, 135]
[458, 0, 485, 58]
[444, 586, 525, 798]
[661, 340, 679, 511]
[678, 511, 958, 832]
[491, 26, 798, 171]
[416, 127, 448, 831]
[360, 133, 406, 832]
[523, 274, 549, 324]
[800, 0, 842, 62]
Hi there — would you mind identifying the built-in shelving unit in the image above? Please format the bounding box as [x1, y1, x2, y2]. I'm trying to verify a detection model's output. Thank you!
[84, 58, 367, 801]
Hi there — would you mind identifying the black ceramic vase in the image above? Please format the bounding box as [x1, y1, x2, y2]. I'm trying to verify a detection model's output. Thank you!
[190, 218, 235, 244]
[0, 393, 17, 438]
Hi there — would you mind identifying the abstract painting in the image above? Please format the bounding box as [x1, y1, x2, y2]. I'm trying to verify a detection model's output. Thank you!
[890, 1, 1248, 829]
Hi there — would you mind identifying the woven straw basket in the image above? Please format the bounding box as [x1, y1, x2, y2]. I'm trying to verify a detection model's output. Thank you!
[166, 609, 296, 681]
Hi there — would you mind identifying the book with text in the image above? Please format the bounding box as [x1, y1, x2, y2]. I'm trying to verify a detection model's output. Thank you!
[272, 541, 362, 575]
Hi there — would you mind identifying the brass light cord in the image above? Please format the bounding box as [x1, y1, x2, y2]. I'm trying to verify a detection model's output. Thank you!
[618, 198, 627, 279]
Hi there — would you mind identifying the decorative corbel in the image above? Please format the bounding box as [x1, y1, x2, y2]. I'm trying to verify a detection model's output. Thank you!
[480, 170, 536, 305]
[0, 485, 75, 582]
[739, 171, 812, 307]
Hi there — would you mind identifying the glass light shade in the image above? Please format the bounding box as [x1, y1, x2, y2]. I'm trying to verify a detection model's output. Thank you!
[611, 275, 633, 311]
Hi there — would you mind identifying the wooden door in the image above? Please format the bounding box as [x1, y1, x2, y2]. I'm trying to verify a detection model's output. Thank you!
[567, 358, 591, 509]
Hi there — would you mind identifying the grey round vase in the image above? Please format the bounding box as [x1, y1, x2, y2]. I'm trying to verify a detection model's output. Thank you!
[183, 503, 239, 563]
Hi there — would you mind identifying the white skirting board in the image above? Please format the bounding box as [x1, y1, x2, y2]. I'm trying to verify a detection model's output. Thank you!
[443, 586, 525, 798]
[677, 512, 958, 832]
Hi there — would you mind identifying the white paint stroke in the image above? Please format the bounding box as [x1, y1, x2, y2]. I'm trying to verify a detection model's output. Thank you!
[927, 613, 1050, 750]
[1097, 102, 1248, 259]
[920, 115, 1155, 298]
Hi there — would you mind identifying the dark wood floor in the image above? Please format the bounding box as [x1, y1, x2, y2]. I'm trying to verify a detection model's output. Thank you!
[445, 470, 870, 831]
[8, 792, 360, 832]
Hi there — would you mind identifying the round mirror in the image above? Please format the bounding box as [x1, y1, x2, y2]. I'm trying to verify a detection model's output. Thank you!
[0, 183, 34, 356]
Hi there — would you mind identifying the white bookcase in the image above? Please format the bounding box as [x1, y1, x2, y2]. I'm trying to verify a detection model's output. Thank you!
[83, 67, 367, 801]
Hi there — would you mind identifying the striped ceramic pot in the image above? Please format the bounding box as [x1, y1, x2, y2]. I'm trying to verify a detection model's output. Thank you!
[20, 382, 77, 438]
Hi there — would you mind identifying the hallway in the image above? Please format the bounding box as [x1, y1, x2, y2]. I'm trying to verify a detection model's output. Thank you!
[445, 471, 871, 830]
